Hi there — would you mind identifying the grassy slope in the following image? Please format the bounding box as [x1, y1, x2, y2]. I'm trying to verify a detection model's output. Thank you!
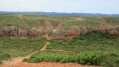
[0, 38, 47, 64]
[103, 17, 119, 25]
[0, 15, 119, 30]
[22, 15, 45, 27]
[47, 32, 119, 52]
[1, 15, 119, 66]
[62, 17, 115, 30]
[26, 32, 119, 67]
[22, 15, 76, 29]
[0, 15, 26, 27]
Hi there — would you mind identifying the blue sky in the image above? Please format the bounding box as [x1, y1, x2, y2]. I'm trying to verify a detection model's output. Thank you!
[0, 0, 119, 14]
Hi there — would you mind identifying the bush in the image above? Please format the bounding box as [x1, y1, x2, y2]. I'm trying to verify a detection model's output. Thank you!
[0, 53, 11, 64]
[25, 51, 119, 67]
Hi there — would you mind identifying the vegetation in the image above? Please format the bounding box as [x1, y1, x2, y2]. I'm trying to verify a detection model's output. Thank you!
[0, 52, 10, 64]
[103, 17, 119, 25]
[24, 51, 119, 67]
[0, 37, 47, 64]
[47, 32, 119, 52]
[62, 17, 107, 30]
[0, 15, 26, 27]
[22, 32, 119, 67]
[0, 15, 119, 67]
[0, 15, 118, 30]
[22, 15, 45, 27]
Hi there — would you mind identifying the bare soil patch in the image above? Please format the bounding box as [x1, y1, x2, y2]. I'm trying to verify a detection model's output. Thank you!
[75, 17, 86, 21]
[44, 18, 54, 30]
[98, 17, 108, 23]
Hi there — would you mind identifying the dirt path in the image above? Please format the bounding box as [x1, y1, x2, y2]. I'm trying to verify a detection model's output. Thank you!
[53, 19, 65, 33]
[56, 20, 65, 30]
[98, 17, 108, 23]
[43, 18, 54, 39]
[0, 42, 99, 67]
[44, 33, 49, 40]
[75, 17, 86, 21]
[0, 42, 49, 67]
[19, 15, 28, 26]
[40, 42, 49, 51]
[44, 18, 54, 30]
[32, 26, 44, 32]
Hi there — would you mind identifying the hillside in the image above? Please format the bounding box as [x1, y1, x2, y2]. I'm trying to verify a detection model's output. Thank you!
[0, 15, 119, 40]
[0, 32, 119, 67]
[0, 15, 119, 67]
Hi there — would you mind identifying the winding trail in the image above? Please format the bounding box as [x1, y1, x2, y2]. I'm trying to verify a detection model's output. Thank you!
[44, 18, 54, 30]
[0, 42, 49, 67]
[0, 42, 99, 67]
[98, 17, 108, 23]
[56, 20, 65, 30]
[53, 20, 65, 33]
[19, 15, 28, 26]
[0, 16, 100, 67]
[40, 42, 49, 51]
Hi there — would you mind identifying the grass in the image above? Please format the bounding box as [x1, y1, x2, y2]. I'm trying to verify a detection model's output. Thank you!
[47, 32, 119, 52]
[22, 15, 76, 29]
[0, 15, 119, 66]
[103, 17, 119, 25]
[62, 17, 107, 30]
[24, 51, 119, 67]
[0, 37, 47, 64]
[0, 15, 26, 27]
[45, 16, 76, 28]
[0, 52, 10, 64]
[22, 15, 45, 27]
[23, 32, 119, 67]
[0, 15, 118, 33]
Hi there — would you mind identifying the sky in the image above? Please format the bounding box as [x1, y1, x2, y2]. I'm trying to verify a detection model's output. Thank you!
[0, 0, 119, 14]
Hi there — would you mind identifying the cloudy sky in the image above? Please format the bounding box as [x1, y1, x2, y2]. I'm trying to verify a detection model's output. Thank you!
[0, 0, 119, 14]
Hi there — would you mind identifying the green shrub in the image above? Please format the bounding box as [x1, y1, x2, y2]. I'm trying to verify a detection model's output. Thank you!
[25, 51, 119, 67]
[47, 32, 119, 52]
[0, 53, 11, 64]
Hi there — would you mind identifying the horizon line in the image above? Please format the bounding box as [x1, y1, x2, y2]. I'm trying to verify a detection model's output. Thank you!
[0, 11, 119, 15]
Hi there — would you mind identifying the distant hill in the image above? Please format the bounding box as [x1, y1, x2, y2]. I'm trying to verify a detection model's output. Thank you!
[0, 11, 119, 17]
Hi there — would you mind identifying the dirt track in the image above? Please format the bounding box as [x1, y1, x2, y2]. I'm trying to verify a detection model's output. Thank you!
[98, 17, 108, 23]
[0, 17, 100, 67]
[75, 17, 86, 21]
[53, 20, 65, 33]
[0, 42, 99, 67]
[0, 42, 49, 67]
[19, 15, 28, 26]
[44, 18, 54, 30]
